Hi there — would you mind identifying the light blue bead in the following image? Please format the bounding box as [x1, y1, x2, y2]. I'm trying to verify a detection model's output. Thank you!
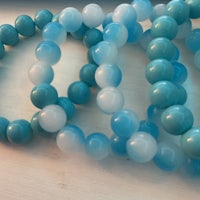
[0, 42, 5, 59]
[87, 46, 97, 64]
[68, 81, 90, 104]
[153, 141, 185, 171]
[183, 158, 200, 177]
[31, 83, 58, 109]
[0, 24, 19, 46]
[151, 16, 178, 40]
[166, 0, 190, 25]
[86, 132, 111, 160]
[0, 117, 9, 142]
[150, 4, 166, 22]
[83, 28, 103, 48]
[147, 37, 175, 60]
[15, 15, 35, 37]
[56, 97, 75, 120]
[185, 29, 200, 53]
[185, 0, 200, 19]
[161, 105, 194, 135]
[79, 63, 98, 86]
[102, 12, 113, 29]
[145, 59, 175, 84]
[34, 9, 53, 30]
[111, 109, 139, 139]
[35, 40, 61, 65]
[194, 50, 200, 69]
[181, 127, 200, 159]
[52, 13, 60, 23]
[70, 23, 89, 40]
[172, 62, 188, 84]
[176, 20, 192, 39]
[7, 120, 33, 145]
[110, 135, 127, 156]
[139, 29, 152, 50]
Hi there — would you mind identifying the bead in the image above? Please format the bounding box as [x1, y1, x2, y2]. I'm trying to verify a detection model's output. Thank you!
[71, 23, 89, 40]
[0, 42, 5, 59]
[35, 40, 61, 65]
[38, 105, 67, 133]
[52, 13, 59, 23]
[139, 29, 152, 50]
[82, 4, 105, 28]
[183, 158, 200, 176]
[151, 16, 178, 40]
[15, 15, 35, 37]
[34, 9, 53, 30]
[7, 120, 33, 145]
[172, 62, 188, 84]
[161, 105, 194, 135]
[0, 117, 9, 142]
[147, 104, 163, 123]
[103, 22, 128, 47]
[181, 127, 200, 159]
[67, 81, 91, 104]
[194, 50, 200, 69]
[97, 87, 124, 114]
[42, 22, 66, 44]
[92, 41, 118, 65]
[175, 84, 187, 105]
[0, 24, 19, 46]
[150, 4, 166, 22]
[153, 141, 185, 171]
[28, 62, 54, 85]
[79, 63, 98, 86]
[57, 125, 85, 154]
[102, 12, 113, 29]
[85, 132, 111, 160]
[111, 109, 139, 138]
[110, 135, 127, 156]
[59, 7, 82, 32]
[176, 20, 192, 39]
[171, 45, 180, 61]
[185, 0, 200, 19]
[95, 64, 122, 88]
[126, 131, 157, 163]
[145, 59, 175, 84]
[185, 29, 200, 53]
[30, 83, 58, 109]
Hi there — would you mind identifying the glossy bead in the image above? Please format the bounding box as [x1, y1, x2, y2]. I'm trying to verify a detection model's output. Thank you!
[172, 62, 188, 84]
[82, 4, 104, 28]
[127, 22, 143, 44]
[110, 135, 127, 156]
[176, 20, 192, 39]
[7, 120, 33, 145]
[71, 23, 89, 40]
[42, 22, 66, 44]
[57, 125, 85, 154]
[97, 87, 124, 114]
[34, 9, 53, 30]
[111, 109, 139, 139]
[68, 81, 90, 104]
[0, 24, 19, 46]
[30, 83, 58, 109]
[183, 158, 200, 176]
[185, 29, 200, 53]
[194, 50, 200, 69]
[151, 16, 178, 40]
[15, 15, 35, 37]
[145, 59, 175, 84]
[28, 62, 54, 85]
[102, 12, 113, 29]
[185, 0, 200, 19]
[38, 105, 67, 133]
[86, 132, 111, 160]
[87, 46, 97, 64]
[153, 141, 185, 171]
[95, 64, 122, 88]
[139, 29, 152, 50]
[161, 105, 194, 135]
[171, 45, 180, 61]
[103, 22, 128, 47]
[0, 117, 9, 142]
[150, 4, 166, 22]
[52, 13, 59, 23]
[181, 127, 200, 159]
[35, 40, 61, 65]
[126, 131, 157, 163]
[0, 42, 5, 59]
[147, 104, 164, 123]
[59, 7, 82, 32]
[175, 84, 187, 105]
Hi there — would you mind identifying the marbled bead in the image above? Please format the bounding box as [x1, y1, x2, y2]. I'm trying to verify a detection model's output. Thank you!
[0, 42, 5, 59]
[87, 46, 97, 64]
[110, 135, 127, 156]
[150, 4, 166, 22]
[102, 12, 113, 29]
[0, 117, 9, 142]
[172, 62, 188, 84]
[185, 29, 200, 53]
[185, 0, 200, 19]
[52, 13, 60, 23]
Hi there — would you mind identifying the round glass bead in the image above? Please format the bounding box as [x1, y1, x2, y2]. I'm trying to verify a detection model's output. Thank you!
[176, 20, 192, 39]
[175, 84, 187, 105]
[139, 29, 152, 50]
[171, 44, 180, 61]
[87, 46, 97, 64]
[70, 23, 89, 40]
[110, 135, 127, 156]
[97, 87, 124, 114]
[82, 4, 105, 28]
[102, 12, 113, 29]
[172, 62, 188, 84]
[0, 42, 5, 59]
[194, 50, 200, 69]
[150, 4, 166, 22]
[15, 15, 35, 37]
[185, 0, 200, 19]
[147, 104, 163, 123]
[0, 117, 9, 142]
[38, 105, 67, 133]
[7, 120, 33, 145]
[185, 29, 200, 53]
[126, 131, 157, 163]
[52, 13, 59, 23]
[95, 64, 122, 88]
[35, 40, 61, 65]
[111, 109, 139, 139]
[85, 132, 111, 160]
[161, 105, 194, 135]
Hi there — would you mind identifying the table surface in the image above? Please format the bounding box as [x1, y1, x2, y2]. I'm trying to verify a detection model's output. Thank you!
[0, 1, 200, 200]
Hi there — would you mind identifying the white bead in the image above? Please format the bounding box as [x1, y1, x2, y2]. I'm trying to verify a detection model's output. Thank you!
[39, 105, 67, 133]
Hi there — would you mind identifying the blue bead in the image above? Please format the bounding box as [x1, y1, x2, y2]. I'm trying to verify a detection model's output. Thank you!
[183, 158, 200, 176]
[0, 117, 9, 142]
[87, 46, 97, 64]
[0, 24, 19, 46]
[110, 135, 127, 156]
[86, 132, 111, 160]
[56, 97, 75, 120]
[102, 12, 113, 29]
[34, 9, 53, 30]
[7, 120, 33, 145]
[185, 29, 200, 53]
[15, 15, 35, 37]
[71, 23, 89, 40]
[171, 44, 180, 61]
[150, 4, 166, 22]
[176, 19, 192, 39]
[31, 83, 58, 109]
[52, 13, 59, 23]
[172, 62, 188, 84]
[175, 84, 187, 105]
[146, 104, 163, 123]
[195, 50, 200, 69]
[79, 63, 98, 86]
[139, 29, 152, 50]
[185, 0, 200, 19]
[83, 28, 103, 48]
[68, 81, 90, 104]
[153, 141, 185, 171]
[0, 42, 5, 59]
[35, 40, 61, 65]
[161, 105, 194, 135]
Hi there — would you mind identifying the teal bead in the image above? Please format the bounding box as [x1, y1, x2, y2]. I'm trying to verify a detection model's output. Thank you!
[181, 127, 200, 159]
[175, 84, 187, 105]
[183, 158, 200, 176]
[52, 13, 60, 23]
[7, 120, 33, 145]
[161, 105, 194, 135]
[185, 29, 200, 53]
[172, 62, 188, 84]
[110, 135, 127, 156]
[0, 42, 5, 59]
[185, 0, 200, 19]
[127, 22, 143, 44]
[0, 117, 9, 142]
[71, 23, 89, 40]
[102, 12, 113, 29]
[87, 46, 97, 64]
